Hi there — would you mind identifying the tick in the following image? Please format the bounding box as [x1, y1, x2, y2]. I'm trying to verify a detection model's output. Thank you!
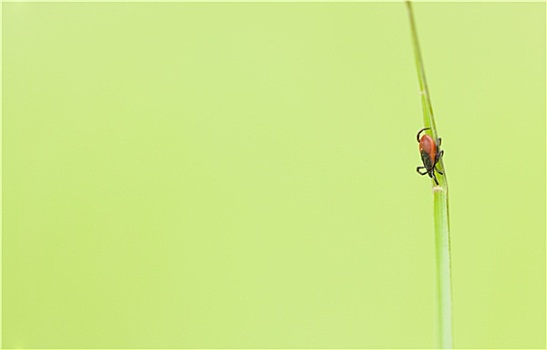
[416, 127, 444, 185]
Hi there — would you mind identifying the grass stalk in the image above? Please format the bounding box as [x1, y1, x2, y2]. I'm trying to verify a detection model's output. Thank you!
[405, 1, 454, 348]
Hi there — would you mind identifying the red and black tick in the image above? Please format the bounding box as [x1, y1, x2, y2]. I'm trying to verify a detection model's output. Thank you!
[416, 127, 444, 185]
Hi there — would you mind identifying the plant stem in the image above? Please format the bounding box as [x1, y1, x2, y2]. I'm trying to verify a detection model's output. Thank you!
[405, 1, 454, 348]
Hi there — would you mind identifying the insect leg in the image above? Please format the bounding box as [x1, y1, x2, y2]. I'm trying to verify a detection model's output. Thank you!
[416, 166, 428, 175]
[432, 173, 439, 185]
[416, 127, 431, 142]
[433, 150, 444, 170]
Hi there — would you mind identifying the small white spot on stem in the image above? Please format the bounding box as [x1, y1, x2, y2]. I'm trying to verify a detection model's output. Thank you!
[433, 185, 443, 193]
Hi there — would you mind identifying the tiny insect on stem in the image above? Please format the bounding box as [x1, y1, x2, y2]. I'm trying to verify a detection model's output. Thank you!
[416, 127, 444, 185]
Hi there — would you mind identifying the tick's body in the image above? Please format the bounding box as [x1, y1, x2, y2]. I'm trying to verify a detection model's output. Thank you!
[416, 127, 444, 185]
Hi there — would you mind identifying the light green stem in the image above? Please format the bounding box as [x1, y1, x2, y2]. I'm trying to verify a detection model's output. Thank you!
[434, 187, 453, 348]
[406, 1, 454, 348]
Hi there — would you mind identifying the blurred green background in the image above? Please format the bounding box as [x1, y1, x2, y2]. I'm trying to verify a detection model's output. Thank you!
[2, 2, 545, 349]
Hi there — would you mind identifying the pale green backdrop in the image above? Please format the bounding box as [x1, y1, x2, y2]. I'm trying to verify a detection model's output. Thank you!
[2, 2, 545, 349]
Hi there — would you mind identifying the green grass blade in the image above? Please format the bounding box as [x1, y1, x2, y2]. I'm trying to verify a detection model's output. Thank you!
[405, 1, 454, 348]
